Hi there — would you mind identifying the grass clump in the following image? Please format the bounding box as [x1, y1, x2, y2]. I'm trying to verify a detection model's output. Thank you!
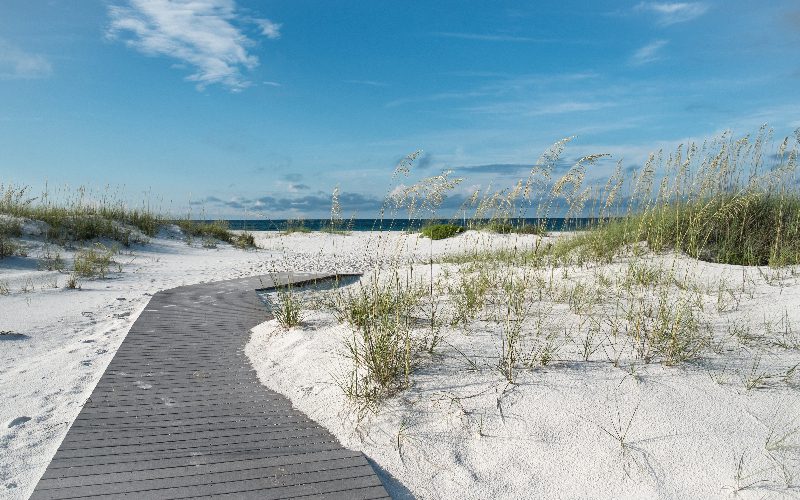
[73, 243, 116, 278]
[175, 219, 234, 244]
[0, 237, 24, 259]
[233, 231, 256, 249]
[270, 281, 303, 329]
[332, 275, 424, 406]
[0, 218, 25, 259]
[282, 219, 311, 234]
[38, 245, 65, 271]
[0, 219, 22, 238]
[420, 223, 463, 240]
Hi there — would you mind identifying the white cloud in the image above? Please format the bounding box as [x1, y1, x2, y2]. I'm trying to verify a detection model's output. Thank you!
[635, 2, 709, 25]
[255, 18, 281, 39]
[630, 39, 669, 65]
[107, 0, 280, 91]
[0, 39, 52, 79]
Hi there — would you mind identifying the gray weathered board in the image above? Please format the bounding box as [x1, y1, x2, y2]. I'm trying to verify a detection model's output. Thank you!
[31, 273, 390, 499]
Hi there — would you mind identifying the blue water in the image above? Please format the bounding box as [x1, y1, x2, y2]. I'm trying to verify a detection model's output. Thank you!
[222, 218, 602, 232]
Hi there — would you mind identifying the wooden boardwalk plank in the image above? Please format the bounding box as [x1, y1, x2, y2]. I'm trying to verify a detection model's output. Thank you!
[31, 273, 390, 499]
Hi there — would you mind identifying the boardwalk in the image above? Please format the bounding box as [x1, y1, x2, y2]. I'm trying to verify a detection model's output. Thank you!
[31, 273, 390, 499]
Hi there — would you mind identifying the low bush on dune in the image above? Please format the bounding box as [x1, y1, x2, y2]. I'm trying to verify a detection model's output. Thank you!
[233, 231, 256, 249]
[282, 219, 312, 234]
[420, 223, 463, 240]
[175, 219, 235, 244]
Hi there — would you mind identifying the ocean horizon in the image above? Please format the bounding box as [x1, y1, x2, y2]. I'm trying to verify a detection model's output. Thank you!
[221, 218, 602, 232]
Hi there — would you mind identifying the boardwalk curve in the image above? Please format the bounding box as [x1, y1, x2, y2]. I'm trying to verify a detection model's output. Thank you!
[31, 273, 390, 499]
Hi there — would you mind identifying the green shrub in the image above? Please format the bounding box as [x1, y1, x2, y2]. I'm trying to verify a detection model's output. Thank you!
[175, 219, 234, 243]
[420, 223, 464, 240]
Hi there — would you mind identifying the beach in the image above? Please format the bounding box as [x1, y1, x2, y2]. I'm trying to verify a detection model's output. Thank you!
[2, 226, 799, 499]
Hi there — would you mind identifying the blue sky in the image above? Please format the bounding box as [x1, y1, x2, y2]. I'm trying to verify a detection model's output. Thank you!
[1, 0, 799, 218]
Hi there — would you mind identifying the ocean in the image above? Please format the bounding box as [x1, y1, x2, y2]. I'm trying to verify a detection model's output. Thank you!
[223, 218, 602, 232]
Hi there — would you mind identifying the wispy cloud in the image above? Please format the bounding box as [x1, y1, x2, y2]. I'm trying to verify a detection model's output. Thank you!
[107, 0, 280, 91]
[344, 79, 388, 87]
[432, 32, 556, 43]
[255, 18, 281, 39]
[386, 90, 488, 108]
[635, 2, 709, 25]
[0, 39, 52, 79]
[630, 39, 669, 65]
[466, 99, 617, 117]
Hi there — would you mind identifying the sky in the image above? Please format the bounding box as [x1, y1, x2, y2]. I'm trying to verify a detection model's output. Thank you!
[1, 0, 799, 218]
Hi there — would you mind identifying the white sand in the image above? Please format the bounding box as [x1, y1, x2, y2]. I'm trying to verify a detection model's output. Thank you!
[3, 227, 800, 499]
[246, 232, 800, 499]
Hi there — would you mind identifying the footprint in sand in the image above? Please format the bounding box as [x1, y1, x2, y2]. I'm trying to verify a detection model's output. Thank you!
[7, 416, 31, 428]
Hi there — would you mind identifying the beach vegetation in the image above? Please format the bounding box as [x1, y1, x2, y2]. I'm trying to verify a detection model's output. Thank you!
[233, 231, 256, 248]
[73, 243, 116, 279]
[0, 184, 159, 245]
[420, 223, 463, 240]
[65, 274, 80, 289]
[38, 245, 65, 271]
[282, 219, 311, 234]
[0, 236, 24, 259]
[270, 280, 304, 329]
[308, 126, 800, 411]
[175, 219, 234, 244]
[481, 221, 546, 235]
[332, 274, 425, 407]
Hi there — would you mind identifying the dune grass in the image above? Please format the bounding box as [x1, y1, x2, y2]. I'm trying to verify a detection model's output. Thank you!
[317, 127, 800, 413]
[1, 184, 161, 246]
[281, 219, 312, 234]
[173, 219, 256, 247]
